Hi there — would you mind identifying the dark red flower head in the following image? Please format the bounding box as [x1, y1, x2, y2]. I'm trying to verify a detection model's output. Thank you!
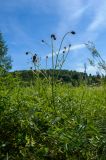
[33, 54, 37, 63]
[69, 44, 71, 47]
[51, 34, 56, 40]
[71, 31, 76, 35]
[26, 52, 29, 55]
[41, 40, 45, 43]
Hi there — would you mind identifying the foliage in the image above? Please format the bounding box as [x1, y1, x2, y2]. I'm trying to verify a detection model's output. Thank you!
[0, 32, 106, 159]
[0, 75, 106, 159]
[85, 41, 106, 75]
[11, 69, 105, 86]
[0, 32, 12, 73]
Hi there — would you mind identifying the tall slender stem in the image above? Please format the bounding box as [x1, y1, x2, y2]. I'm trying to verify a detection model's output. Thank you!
[57, 46, 70, 79]
[55, 32, 71, 69]
[6, 152, 8, 160]
[51, 38, 55, 109]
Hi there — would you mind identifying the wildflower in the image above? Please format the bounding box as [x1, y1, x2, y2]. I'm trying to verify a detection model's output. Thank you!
[51, 34, 56, 40]
[26, 52, 29, 55]
[69, 44, 71, 47]
[71, 31, 76, 35]
[33, 54, 37, 63]
[41, 40, 45, 43]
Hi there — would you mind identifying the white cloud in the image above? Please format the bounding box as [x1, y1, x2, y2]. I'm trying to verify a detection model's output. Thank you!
[56, 0, 89, 34]
[76, 63, 97, 74]
[72, 5, 90, 19]
[87, 0, 106, 32]
[70, 43, 85, 50]
[46, 43, 85, 58]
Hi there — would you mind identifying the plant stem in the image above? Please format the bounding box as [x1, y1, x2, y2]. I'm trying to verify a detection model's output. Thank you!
[51, 38, 55, 110]
[6, 152, 8, 160]
[55, 32, 71, 69]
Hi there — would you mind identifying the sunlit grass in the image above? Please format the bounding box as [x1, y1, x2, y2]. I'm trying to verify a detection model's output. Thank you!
[0, 76, 106, 159]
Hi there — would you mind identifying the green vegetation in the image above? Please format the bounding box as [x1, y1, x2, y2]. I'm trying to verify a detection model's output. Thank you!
[0, 32, 12, 75]
[0, 32, 106, 159]
[11, 69, 104, 86]
[0, 74, 106, 159]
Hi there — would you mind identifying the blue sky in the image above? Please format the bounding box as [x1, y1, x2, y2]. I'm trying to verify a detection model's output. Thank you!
[0, 0, 106, 74]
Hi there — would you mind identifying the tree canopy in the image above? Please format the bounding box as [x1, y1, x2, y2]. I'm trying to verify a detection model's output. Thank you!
[0, 32, 12, 73]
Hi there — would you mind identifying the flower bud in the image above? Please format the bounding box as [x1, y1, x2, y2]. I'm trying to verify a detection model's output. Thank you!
[71, 31, 76, 35]
[51, 34, 56, 40]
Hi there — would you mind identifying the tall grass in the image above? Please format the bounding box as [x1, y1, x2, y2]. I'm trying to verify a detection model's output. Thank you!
[0, 75, 106, 159]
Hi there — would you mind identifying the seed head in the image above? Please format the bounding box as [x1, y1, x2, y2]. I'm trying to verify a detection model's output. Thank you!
[51, 34, 56, 40]
[69, 44, 71, 47]
[26, 52, 29, 55]
[41, 40, 45, 43]
[33, 54, 37, 63]
[71, 31, 76, 35]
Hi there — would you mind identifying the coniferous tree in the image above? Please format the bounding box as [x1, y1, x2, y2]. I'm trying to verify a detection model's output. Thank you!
[0, 32, 12, 73]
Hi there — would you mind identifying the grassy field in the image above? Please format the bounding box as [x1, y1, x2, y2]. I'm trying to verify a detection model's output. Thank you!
[0, 75, 106, 159]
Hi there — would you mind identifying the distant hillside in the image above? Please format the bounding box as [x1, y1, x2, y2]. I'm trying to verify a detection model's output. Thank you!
[9, 69, 103, 86]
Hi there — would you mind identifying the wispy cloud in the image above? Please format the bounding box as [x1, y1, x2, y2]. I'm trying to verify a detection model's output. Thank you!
[72, 5, 90, 20]
[56, 0, 89, 34]
[46, 43, 85, 58]
[87, 0, 106, 32]
[76, 62, 98, 74]
[55, 0, 106, 43]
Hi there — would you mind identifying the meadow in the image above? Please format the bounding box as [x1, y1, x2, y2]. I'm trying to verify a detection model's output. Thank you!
[0, 74, 106, 160]
[0, 31, 106, 159]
